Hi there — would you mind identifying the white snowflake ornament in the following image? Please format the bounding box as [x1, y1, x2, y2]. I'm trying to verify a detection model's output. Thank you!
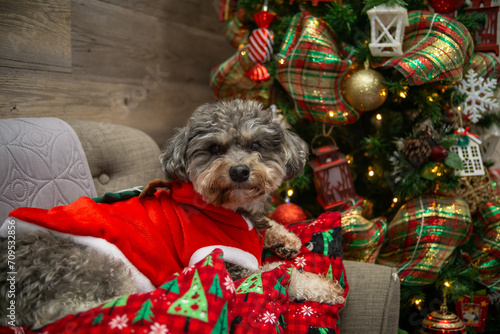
[457, 69, 499, 123]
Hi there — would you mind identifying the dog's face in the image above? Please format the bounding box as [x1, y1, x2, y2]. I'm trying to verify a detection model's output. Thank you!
[160, 99, 308, 212]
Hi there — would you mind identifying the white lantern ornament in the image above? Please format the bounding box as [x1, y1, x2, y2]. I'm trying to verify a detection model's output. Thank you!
[367, 4, 409, 57]
[449, 128, 485, 176]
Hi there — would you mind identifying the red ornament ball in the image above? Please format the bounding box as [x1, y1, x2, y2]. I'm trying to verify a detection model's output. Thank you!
[428, 0, 465, 14]
[270, 203, 307, 225]
[430, 145, 449, 162]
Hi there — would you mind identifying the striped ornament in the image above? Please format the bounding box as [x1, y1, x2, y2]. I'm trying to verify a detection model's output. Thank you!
[248, 27, 274, 63]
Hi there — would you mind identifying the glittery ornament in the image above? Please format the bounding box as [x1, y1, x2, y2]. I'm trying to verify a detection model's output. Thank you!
[428, 0, 465, 14]
[376, 194, 472, 285]
[270, 203, 307, 225]
[342, 65, 388, 112]
[421, 302, 466, 333]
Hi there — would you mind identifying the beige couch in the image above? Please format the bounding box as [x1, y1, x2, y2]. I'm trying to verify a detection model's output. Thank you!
[2, 119, 401, 333]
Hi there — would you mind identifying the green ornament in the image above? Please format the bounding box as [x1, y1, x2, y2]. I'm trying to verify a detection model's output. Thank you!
[457, 135, 470, 147]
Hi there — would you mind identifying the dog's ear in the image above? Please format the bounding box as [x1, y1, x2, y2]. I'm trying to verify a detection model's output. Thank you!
[270, 108, 309, 181]
[160, 128, 190, 182]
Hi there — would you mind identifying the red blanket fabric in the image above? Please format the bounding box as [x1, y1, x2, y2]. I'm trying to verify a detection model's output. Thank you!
[9, 182, 264, 288]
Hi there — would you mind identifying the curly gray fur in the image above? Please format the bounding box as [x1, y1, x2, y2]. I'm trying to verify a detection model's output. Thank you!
[0, 233, 135, 329]
[160, 99, 308, 230]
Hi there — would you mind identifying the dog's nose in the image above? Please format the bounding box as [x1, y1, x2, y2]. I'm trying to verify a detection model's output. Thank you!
[229, 165, 250, 182]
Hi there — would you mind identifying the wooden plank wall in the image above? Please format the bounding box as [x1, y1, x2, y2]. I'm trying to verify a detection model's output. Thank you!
[0, 0, 235, 146]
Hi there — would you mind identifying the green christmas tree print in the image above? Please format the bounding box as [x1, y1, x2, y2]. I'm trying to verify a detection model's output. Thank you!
[92, 313, 104, 325]
[167, 270, 209, 332]
[203, 255, 214, 267]
[211, 301, 228, 334]
[132, 298, 154, 325]
[327, 264, 334, 281]
[273, 276, 287, 297]
[209, 273, 223, 301]
[161, 277, 180, 295]
[235, 273, 263, 302]
[101, 295, 128, 315]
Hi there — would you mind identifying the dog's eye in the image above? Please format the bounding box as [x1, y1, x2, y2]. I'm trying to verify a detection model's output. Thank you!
[249, 142, 261, 152]
[209, 144, 224, 155]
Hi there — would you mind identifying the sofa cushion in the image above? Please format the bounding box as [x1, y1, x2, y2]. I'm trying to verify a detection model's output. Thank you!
[0, 118, 97, 223]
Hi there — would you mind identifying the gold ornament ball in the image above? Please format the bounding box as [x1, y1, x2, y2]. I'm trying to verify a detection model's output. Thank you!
[342, 68, 388, 112]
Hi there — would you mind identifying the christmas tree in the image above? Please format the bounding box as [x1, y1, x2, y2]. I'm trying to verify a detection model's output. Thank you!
[212, 0, 500, 332]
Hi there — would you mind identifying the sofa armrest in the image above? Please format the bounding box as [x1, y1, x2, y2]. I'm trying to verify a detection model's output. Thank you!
[340, 260, 400, 334]
[66, 120, 164, 196]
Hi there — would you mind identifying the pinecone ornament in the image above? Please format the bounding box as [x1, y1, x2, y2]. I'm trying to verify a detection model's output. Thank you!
[402, 139, 432, 166]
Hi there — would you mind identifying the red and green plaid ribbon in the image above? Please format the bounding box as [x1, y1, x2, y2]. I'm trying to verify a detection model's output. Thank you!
[465, 52, 500, 86]
[276, 12, 359, 124]
[468, 202, 500, 289]
[209, 47, 273, 104]
[376, 194, 472, 286]
[341, 206, 387, 263]
[376, 10, 474, 86]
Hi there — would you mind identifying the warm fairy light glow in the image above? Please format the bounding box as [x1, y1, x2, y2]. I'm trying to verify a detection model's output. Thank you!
[287, 189, 294, 197]
[343, 112, 349, 117]
[240, 50, 246, 56]
[346, 154, 352, 164]
[457, 106, 462, 111]
[376, 113, 382, 120]
[399, 91, 407, 98]
[428, 96, 433, 102]
[329, 111, 334, 117]
[415, 299, 422, 305]
[279, 58, 285, 65]
[368, 167, 374, 177]
[444, 281, 450, 288]
[393, 197, 398, 203]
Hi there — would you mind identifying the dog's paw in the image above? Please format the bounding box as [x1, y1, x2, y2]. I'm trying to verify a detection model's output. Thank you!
[288, 269, 345, 305]
[139, 179, 171, 199]
[264, 219, 302, 259]
[270, 242, 300, 259]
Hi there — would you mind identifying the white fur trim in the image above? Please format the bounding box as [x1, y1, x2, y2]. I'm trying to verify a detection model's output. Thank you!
[189, 245, 259, 270]
[1, 218, 155, 293]
[242, 216, 255, 231]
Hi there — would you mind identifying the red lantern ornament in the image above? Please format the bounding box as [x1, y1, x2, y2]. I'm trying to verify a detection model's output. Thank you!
[245, 8, 277, 82]
[308, 143, 356, 211]
[428, 0, 465, 14]
[464, 0, 499, 55]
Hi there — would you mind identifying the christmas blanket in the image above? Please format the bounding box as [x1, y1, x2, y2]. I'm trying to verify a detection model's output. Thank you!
[1, 182, 264, 291]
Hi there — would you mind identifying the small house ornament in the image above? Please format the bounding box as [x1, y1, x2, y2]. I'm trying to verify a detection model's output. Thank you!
[367, 4, 409, 57]
[450, 128, 485, 176]
[308, 143, 356, 211]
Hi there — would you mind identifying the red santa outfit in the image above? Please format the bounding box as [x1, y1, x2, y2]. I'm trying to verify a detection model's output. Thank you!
[3, 182, 264, 291]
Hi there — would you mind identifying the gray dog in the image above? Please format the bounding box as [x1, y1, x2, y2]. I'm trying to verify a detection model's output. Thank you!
[0, 99, 344, 329]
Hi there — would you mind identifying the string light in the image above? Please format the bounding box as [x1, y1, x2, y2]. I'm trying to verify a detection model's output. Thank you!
[287, 188, 294, 197]
[393, 197, 398, 203]
[368, 166, 374, 177]
[278, 58, 285, 65]
[399, 91, 407, 98]
[329, 111, 335, 118]
[376, 113, 382, 120]
[240, 50, 246, 56]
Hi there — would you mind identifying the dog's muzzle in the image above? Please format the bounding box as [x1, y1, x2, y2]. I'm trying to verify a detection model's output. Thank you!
[229, 164, 250, 183]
